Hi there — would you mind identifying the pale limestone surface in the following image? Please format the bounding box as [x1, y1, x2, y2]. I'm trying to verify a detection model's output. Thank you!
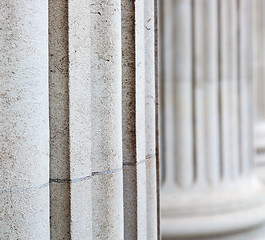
[90, 0, 123, 239]
[145, 0, 158, 238]
[0, 1, 49, 239]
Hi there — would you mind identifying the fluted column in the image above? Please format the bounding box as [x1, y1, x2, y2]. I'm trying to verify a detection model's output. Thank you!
[252, 0, 265, 166]
[0, 1, 49, 239]
[161, 0, 265, 239]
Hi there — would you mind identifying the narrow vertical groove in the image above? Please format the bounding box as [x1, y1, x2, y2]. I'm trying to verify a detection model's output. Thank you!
[49, 1, 71, 238]
[121, 0, 138, 237]
[159, 0, 166, 186]
[191, 0, 197, 184]
[173, 0, 193, 189]
[230, 0, 240, 181]
[237, 0, 243, 176]
[240, 0, 252, 176]
[259, 1, 265, 121]
[219, 0, 239, 181]
[252, 0, 257, 169]
[192, 0, 220, 186]
[155, 0, 161, 238]
[248, 0, 254, 171]
[122, 0, 147, 238]
[218, 0, 224, 181]
[259, 0, 263, 121]
[258, 0, 261, 121]
[159, 0, 166, 188]
[261, 0, 264, 120]
[252, 0, 261, 169]
[161, 0, 177, 192]
[172, 0, 177, 188]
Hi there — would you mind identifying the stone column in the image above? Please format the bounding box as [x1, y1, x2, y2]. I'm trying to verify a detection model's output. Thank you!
[49, 0, 91, 239]
[160, 0, 265, 239]
[0, 1, 49, 239]
[252, 0, 265, 166]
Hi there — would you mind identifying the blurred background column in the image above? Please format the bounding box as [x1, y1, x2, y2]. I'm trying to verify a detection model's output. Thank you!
[160, 0, 265, 239]
[252, 0, 265, 171]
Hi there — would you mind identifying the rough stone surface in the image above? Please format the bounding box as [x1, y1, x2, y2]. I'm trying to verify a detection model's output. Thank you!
[92, 171, 123, 240]
[90, 0, 124, 239]
[0, 1, 49, 239]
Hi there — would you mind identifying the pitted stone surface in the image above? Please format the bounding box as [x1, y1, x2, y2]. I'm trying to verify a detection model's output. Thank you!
[0, 1, 49, 239]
